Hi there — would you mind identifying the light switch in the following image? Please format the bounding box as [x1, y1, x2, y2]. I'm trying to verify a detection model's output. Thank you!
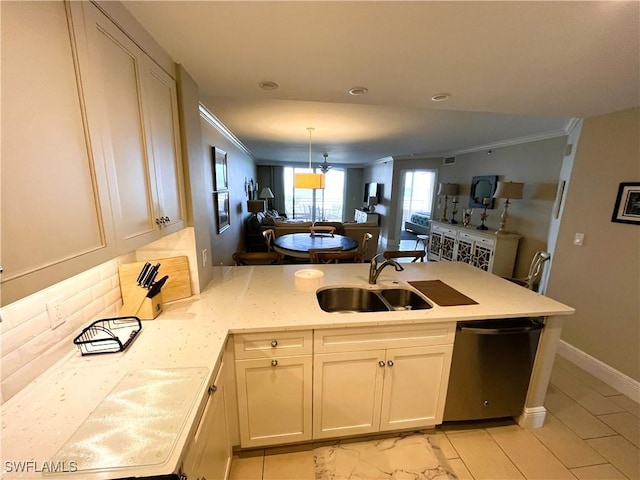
[573, 233, 585, 246]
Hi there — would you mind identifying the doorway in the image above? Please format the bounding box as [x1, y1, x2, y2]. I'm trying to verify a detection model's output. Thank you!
[399, 169, 437, 249]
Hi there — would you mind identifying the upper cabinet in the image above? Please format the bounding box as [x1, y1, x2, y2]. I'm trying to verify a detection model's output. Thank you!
[0, 1, 186, 304]
[0, 1, 116, 304]
[71, 1, 186, 251]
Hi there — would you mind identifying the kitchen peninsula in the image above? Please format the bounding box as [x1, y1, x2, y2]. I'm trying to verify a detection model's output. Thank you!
[1, 262, 574, 479]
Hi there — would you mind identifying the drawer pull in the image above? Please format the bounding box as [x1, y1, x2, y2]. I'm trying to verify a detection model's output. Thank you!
[271, 340, 278, 347]
[271, 359, 278, 367]
[378, 361, 386, 368]
[387, 360, 394, 367]
[208, 384, 217, 395]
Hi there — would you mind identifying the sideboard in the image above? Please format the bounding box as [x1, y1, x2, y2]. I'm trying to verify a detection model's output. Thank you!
[428, 220, 520, 277]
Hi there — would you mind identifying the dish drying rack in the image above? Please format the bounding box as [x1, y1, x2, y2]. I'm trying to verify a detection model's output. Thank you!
[73, 316, 142, 355]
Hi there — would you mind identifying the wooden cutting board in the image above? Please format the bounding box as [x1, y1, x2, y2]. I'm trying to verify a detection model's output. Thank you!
[408, 280, 478, 306]
[119, 256, 191, 304]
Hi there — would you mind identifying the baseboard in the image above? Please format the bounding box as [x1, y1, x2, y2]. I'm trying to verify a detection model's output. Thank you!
[517, 406, 547, 429]
[557, 340, 640, 400]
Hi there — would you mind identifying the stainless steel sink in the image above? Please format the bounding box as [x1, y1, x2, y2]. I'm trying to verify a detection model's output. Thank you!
[316, 287, 389, 313]
[379, 288, 432, 311]
[317, 287, 432, 313]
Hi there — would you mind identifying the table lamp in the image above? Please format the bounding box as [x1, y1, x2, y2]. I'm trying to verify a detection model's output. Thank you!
[259, 187, 274, 210]
[493, 181, 524, 234]
[438, 183, 459, 222]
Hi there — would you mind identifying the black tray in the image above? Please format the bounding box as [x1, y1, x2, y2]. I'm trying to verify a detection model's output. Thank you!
[73, 316, 142, 355]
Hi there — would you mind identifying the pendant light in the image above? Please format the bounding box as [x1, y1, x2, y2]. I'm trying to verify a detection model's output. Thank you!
[319, 153, 332, 173]
[294, 127, 325, 189]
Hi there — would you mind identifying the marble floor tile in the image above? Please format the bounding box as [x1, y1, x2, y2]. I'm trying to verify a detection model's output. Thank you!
[553, 356, 620, 397]
[530, 413, 605, 469]
[569, 463, 628, 480]
[609, 394, 640, 419]
[586, 435, 640, 480]
[446, 430, 524, 480]
[228, 454, 263, 480]
[487, 424, 576, 480]
[313, 433, 455, 480]
[598, 412, 640, 448]
[427, 431, 459, 460]
[550, 368, 626, 416]
[263, 450, 316, 480]
[545, 384, 616, 439]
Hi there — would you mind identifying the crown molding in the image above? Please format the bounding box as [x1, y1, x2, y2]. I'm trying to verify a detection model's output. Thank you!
[199, 103, 253, 158]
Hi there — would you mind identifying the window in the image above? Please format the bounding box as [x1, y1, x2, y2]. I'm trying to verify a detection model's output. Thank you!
[401, 170, 437, 227]
[283, 167, 345, 221]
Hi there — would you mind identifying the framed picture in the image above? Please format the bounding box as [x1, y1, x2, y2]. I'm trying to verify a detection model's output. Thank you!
[213, 147, 228, 191]
[611, 182, 640, 225]
[215, 191, 230, 233]
[469, 175, 498, 208]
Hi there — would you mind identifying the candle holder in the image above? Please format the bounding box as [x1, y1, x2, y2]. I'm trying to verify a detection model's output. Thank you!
[463, 208, 473, 228]
[449, 197, 459, 224]
[477, 198, 489, 230]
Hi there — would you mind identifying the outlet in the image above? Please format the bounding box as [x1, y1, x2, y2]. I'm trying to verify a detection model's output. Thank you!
[573, 232, 585, 246]
[46, 297, 67, 329]
[202, 249, 208, 267]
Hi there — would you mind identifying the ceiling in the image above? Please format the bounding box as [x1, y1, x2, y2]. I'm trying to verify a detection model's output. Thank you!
[123, 1, 639, 167]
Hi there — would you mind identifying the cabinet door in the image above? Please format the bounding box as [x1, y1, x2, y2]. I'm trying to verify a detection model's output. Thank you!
[80, 3, 159, 249]
[143, 60, 186, 233]
[472, 237, 495, 272]
[313, 351, 385, 439]
[379, 345, 453, 431]
[441, 233, 457, 262]
[427, 231, 442, 261]
[236, 356, 312, 448]
[455, 236, 474, 265]
[1, 1, 115, 303]
[183, 366, 232, 480]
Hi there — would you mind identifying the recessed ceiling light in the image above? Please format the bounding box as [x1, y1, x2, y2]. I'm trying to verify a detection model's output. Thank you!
[349, 86, 368, 96]
[258, 81, 279, 91]
[431, 92, 452, 102]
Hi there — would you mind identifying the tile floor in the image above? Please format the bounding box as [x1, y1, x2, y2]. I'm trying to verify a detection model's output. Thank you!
[228, 354, 640, 480]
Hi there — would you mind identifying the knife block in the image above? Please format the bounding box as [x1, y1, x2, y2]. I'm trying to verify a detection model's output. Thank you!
[137, 293, 163, 320]
[120, 282, 163, 320]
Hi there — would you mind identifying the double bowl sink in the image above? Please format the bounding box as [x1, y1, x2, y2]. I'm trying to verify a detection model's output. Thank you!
[317, 286, 432, 313]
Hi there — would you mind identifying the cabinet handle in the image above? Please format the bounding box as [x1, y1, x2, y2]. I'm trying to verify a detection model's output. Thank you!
[163, 216, 171, 223]
[378, 361, 386, 368]
[271, 340, 278, 347]
[271, 359, 278, 367]
[208, 384, 217, 395]
[387, 360, 394, 367]
[155, 218, 162, 225]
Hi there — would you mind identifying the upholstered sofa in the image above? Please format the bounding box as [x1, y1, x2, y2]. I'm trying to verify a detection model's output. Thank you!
[246, 213, 380, 261]
[404, 212, 431, 235]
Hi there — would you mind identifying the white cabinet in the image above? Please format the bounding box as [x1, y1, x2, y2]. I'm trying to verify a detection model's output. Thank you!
[313, 324, 454, 440]
[182, 364, 232, 480]
[71, 2, 185, 251]
[355, 209, 379, 224]
[234, 331, 313, 448]
[428, 221, 520, 276]
[0, 1, 116, 303]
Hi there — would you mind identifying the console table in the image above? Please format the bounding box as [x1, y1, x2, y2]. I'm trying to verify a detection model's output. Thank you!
[354, 209, 379, 225]
[428, 221, 520, 277]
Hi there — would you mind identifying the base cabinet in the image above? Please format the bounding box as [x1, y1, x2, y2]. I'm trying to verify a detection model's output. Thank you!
[182, 365, 232, 480]
[234, 331, 313, 448]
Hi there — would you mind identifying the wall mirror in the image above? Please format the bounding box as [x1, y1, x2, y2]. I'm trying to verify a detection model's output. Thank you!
[469, 175, 498, 208]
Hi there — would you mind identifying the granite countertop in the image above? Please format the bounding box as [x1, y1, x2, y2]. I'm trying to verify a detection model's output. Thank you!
[1, 262, 574, 479]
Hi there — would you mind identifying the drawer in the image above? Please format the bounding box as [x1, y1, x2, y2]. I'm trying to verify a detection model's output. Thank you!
[234, 330, 312, 359]
[431, 224, 457, 236]
[314, 323, 455, 353]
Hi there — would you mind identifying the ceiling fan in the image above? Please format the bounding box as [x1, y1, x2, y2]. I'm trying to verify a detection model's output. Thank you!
[319, 153, 332, 173]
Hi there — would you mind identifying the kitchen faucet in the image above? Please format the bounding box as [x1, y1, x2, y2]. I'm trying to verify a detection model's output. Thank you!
[368, 253, 404, 284]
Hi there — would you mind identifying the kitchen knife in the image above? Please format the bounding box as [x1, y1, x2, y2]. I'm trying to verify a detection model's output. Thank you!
[147, 275, 169, 298]
[143, 263, 161, 289]
[136, 262, 151, 285]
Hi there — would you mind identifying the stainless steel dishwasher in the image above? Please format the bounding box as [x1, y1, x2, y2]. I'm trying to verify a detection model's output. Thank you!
[443, 317, 544, 421]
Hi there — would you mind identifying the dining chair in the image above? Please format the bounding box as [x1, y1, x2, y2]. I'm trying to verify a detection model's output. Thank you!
[382, 250, 426, 263]
[310, 250, 361, 264]
[503, 251, 551, 291]
[309, 225, 335, 237]
[357, 232, 374, 262]
[232, 251, 283, 266]
[262, 228, 275, 251]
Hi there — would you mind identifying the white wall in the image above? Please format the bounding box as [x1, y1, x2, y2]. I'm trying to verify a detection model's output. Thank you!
[546, 107, 640, 382]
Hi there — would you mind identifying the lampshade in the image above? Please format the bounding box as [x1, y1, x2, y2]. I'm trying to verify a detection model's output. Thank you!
[294, 127, 326, 190]
[493, 181, 524, 199]
[294, 173, 325, 189]
[247, 199, 265, 213]
[259, 187, 274, 199]
[438, 183, 459, 196]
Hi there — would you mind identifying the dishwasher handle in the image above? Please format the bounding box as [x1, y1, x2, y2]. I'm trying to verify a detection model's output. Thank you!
[458, 320, 544, 335]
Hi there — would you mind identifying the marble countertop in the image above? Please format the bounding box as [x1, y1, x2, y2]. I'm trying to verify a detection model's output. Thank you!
[1, 262, 574, 479]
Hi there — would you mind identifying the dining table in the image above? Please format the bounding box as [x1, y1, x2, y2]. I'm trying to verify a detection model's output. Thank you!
[273, 232, 359, 258]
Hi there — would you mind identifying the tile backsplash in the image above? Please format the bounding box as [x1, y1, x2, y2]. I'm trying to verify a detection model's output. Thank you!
[0, 227, 198, 403]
